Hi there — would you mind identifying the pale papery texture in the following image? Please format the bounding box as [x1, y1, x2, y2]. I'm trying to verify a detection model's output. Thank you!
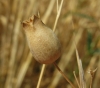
[22, 16, 61, 64]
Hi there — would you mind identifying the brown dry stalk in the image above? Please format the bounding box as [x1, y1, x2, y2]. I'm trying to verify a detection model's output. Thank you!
[54, 62, 76, 88]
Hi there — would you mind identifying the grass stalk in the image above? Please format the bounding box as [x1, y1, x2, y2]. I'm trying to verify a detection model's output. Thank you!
[36, 64, 46, 88]
[4, 0, 25, 88]
[53, 62, 76, 88]
[15, 53, 33, 88]
[53, 0, 64, 31]
[1, 0, 100, 88]
[73, 71, 80, 88]
[75, 44, 86, 88]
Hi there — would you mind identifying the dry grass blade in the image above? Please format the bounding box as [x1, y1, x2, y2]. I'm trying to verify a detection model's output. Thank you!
[15, 53, 33, 88]
[36, 64, 45, 88]
[75, 45, 86, 88]
[15, 0, 37, 87]
[5, 0, 25, 88]
[85, 55, 98, 86]
[73, 71, 80, 88]
[1, 0, 100, 88]
[53, 0, 64, 31]
[88, 68, 97, 88]
[54, 62, 76, 88]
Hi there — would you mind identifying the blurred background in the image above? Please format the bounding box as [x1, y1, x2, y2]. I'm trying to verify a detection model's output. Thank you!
[0, 0, 100, 88]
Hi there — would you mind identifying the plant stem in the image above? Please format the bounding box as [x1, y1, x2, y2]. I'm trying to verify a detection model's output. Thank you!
[36, 64, 46, 88]
[53, 0, 63, 31]
[53, 62, 76, 88]
[73, 71, 80, 88]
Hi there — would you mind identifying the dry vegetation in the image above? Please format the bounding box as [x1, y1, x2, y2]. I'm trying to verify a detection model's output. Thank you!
[0, 0, 100, 88]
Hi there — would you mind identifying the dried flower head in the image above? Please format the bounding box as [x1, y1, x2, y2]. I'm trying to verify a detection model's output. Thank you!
[22, 15, 61, 64]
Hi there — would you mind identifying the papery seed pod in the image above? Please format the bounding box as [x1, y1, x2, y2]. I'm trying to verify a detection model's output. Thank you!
[22, 15, 61, 64]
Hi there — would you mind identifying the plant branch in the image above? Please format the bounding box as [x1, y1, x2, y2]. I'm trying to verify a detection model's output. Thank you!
[53, 62, 76, 88]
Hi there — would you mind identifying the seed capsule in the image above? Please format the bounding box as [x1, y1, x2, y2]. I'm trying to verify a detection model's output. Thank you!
[22, 15, 61, 64]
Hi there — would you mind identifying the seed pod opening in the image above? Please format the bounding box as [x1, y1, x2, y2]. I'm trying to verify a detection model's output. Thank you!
[22, 15, 61, 64]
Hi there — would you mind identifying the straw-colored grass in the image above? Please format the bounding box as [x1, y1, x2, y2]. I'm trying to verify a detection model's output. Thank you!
[0, 0, 100, 88]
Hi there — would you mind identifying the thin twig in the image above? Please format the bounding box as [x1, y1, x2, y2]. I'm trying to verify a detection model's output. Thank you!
[36, 64, 46, 88]
[73, 71, 80, 88]
[53, 0, 64, 31]
[53, 62, 76, 88]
